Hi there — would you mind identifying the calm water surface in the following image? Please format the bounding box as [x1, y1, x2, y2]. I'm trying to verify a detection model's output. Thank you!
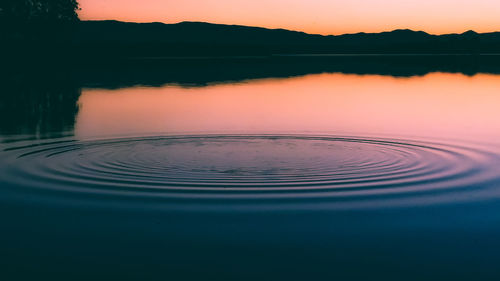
[2, 72, 500, 280]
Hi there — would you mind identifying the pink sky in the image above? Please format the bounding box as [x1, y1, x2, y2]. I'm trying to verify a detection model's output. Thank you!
[79, 0, 500, 35]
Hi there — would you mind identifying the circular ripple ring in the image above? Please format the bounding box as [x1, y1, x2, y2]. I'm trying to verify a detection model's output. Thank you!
[2, 135, 500, 209]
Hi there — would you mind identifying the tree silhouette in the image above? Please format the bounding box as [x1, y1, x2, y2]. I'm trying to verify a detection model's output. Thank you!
[1, 0, 80, 40]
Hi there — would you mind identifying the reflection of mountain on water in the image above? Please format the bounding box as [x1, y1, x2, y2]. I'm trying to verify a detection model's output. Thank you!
[2, 53, 500, 138]
[5, 54, 500, 91]
[0, 72, 81, 138]
[77, 55, 500, 88]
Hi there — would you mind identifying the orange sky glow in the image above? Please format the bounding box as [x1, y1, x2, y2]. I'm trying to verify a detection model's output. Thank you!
[78, 0, 500, 35]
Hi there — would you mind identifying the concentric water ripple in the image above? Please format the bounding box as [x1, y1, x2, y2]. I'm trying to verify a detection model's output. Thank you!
[2, 135, 500, 210]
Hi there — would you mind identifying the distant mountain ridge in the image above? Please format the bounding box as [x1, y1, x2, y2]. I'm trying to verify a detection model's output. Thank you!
[77, 20, 323, 44]
[79, 20, 491, 39]
[74, 20, 500, 56]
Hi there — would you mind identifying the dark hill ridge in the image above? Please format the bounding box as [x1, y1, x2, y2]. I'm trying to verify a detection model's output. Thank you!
[77, 20, 324, 44]
[75, 20, 500, 57]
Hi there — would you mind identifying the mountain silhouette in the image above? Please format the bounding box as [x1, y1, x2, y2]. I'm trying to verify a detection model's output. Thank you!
[74, 20, 500, 58]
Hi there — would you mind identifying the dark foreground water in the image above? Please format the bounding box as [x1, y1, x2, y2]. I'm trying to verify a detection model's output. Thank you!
[2, 68, 500, 280]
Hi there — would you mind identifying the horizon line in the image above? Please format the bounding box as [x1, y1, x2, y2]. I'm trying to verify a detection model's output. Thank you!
[81, 19, 497, 37]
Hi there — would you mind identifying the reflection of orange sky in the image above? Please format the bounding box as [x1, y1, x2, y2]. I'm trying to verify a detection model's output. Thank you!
[76, 73, 500, 141]
[78, 0, 500, 35]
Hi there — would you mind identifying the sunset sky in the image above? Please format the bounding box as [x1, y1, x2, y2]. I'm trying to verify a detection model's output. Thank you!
[79, 0, 500, 35]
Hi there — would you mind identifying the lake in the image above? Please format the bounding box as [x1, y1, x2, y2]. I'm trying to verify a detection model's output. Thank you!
[2, 66, 500, 280]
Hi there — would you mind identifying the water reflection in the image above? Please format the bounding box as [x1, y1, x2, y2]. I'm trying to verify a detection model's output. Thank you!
[76, 73, 500, 142]
[0, 73, 80, 140]
[2, 70, 500, 209]
[3, 67, 500, 279]
[76, 55, 500, 88]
